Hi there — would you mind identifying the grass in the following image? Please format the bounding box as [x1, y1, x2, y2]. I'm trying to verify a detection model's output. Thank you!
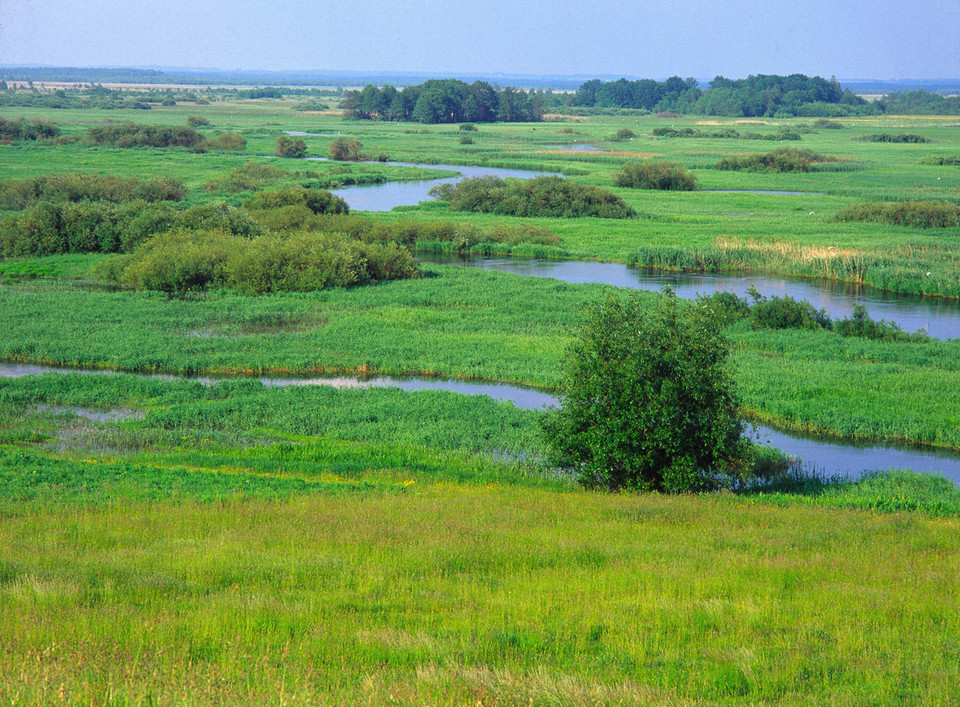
[3, 99, 960, 703]
[1, 464, 958, 705]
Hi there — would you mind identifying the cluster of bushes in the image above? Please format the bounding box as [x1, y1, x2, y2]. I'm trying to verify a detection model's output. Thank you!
[853, 133, 931, 143]
[0, 173, 186, 211]
[0, 201, 262, 257]
[918, 155, 960, 166]
[698, 288, 930, 342]
[614, 161, 698, 190]
[0, 116, 60, 142]
[87, 122, 206, 149]
[833, 200, 960, 229]
[652, 127, 801, 141]
[95, 229, 419, 296]
[716, 147, 836, 173]
[429, 175, 636, 219]
[243, 187, 350, 215]
[202, 131, 246, 150]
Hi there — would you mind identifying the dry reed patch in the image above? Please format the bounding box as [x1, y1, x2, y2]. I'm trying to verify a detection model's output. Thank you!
[542, 114, 586, 122]
[601, 150, 662, 159]
[412, 662, 691, 706]
[715, 236, 863, 262]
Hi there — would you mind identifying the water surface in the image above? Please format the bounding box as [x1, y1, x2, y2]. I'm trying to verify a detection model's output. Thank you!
[3, 362, 959, 484]
[421, 254, 960, 339]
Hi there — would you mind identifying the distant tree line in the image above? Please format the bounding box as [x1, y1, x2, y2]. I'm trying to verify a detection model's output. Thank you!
[341, 79, 547, 123]
[571, 74, 871, 117]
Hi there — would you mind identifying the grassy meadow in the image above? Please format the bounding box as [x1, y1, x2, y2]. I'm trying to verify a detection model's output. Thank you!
[2, 95, 960, 703]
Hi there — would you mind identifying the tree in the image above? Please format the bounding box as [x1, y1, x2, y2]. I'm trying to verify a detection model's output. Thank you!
[541, 290, 749, 492]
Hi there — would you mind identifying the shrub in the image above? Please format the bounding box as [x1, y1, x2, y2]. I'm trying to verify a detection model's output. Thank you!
[87, 123, 205, 149]
[275, 135, 307, 158]
[832, 200, 960, 229]
[853, 133, 931, 143]
[747, 286, 831, 330]
[203, 131, 247, 150]
[834, 304, 930, 343]
[614, 160, 697, 190]
[541, 290, 749, 492]
[458, 135, 474, 145]
[430, 175, 635, 219]
[615, 128, 635, 140]
[918, 155, 960, 166]
[103, 229, 420, 296]
[186, 115, 210, 127]
[458, 123, 477, 131]
[716, 147, 834, 173]
[328, 137, 362, 161]
[243, 187, 349, 215]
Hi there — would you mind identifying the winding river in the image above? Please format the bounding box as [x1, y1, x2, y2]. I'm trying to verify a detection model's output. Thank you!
[8, 160, 959, 483]
[3, 362, 960, 484]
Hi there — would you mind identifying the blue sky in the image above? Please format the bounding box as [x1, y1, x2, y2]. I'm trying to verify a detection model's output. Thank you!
[2, 0, 958, 80]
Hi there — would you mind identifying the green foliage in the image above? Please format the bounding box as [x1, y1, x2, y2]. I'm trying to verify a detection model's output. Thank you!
[101, 228, 420, 296]
[186, 115, 210, 127]
[458, 123, 477, 131]
[0, 116, 60, 141]
[614, 128, 635, 140]
[653, 126, 801, 141]
[716, 147, 835, 172]
[458, 135, 474, 145]
[0, 173, 186, 211]
[202, 131, 247, 150]
[614, 160, 698, 190]
[243, 187, 349, 215]
[918, 155, 960, 165]
[542, 290, 749, 492]
[431, 175, 636, 219]
[833, 304, 930, 343]
[746, 286, 832, 330]
[274, 135, 307, 158]
[853, 132, 932, 143]
[833, 200, 960, 229]
[328, 136, 362, 161]
[87, 122, 205, 149]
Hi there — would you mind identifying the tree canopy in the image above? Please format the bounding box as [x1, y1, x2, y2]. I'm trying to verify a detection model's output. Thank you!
[542, 290, 750, 492]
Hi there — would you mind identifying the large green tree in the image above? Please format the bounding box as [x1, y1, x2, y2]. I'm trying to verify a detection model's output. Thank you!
[542, 290, 749, 492]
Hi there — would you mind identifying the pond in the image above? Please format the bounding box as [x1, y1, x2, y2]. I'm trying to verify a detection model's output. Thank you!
[3, 362, 959, 484]
[420, 254, 960, 340]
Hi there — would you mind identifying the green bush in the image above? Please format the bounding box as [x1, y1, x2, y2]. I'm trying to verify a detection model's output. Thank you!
[0, 173, 185, 210]
[274, 135, 307, 158]
[87, 123, 205, 149]
[853, 133, 931, 143]
[102, 229, 420, 296]
[186, 115, 210, 127]
[614, 160, 697, 190]
[541, 290, 749, 492]
[430, 175, 636, 219]
[747, 287, 831, 330]
[328, 137, 362, 161]
[716, 147, 835, 173]
[203, 131, 246, 150]
[832, 200, 960, 229]
[918, 155, 960, 166]
[243, 187, 349, 215]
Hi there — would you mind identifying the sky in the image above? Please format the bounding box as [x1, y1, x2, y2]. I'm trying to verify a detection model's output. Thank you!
[2, 0, 958, 81]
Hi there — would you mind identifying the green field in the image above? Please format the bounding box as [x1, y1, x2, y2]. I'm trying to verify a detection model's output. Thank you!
[2, 97, 960, 704]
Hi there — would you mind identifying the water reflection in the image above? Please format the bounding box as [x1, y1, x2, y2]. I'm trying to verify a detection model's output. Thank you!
[421, 254, 960, 340]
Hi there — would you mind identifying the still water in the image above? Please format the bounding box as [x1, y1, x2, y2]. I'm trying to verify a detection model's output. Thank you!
[3, 362, 959, 484]
[420, 254, 960, 340]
